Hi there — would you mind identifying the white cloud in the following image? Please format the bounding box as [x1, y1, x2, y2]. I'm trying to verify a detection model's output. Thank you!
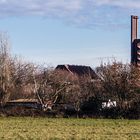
[0, 0, 139, 28]
[94, 0, 140, 8]
[0, 0, 83, 16]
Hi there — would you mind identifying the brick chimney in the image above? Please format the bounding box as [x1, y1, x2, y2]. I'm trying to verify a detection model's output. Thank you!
[131, 15, 138, 64]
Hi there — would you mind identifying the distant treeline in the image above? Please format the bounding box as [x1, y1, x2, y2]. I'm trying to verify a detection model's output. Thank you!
[0, 33, 140, 119]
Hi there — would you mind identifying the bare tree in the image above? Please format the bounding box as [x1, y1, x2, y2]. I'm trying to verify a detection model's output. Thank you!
[0, 33, 13, 105]
[96, 61, 140, 109]
[33, 69, 73, 111]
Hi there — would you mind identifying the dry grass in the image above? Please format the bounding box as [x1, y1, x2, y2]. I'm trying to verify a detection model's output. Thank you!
[0, 117, 140, 140]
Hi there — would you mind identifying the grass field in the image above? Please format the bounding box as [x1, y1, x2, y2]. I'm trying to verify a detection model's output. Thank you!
[0, 117, 140, 140]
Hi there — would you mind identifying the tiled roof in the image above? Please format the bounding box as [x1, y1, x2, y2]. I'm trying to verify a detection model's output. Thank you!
[55, 64, 97, 79]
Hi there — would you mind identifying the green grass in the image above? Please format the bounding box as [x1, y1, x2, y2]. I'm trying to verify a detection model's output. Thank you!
[0, 117, 140, 140]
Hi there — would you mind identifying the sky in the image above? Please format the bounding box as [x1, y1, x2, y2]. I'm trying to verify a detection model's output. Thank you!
[0, 0, 140, 68]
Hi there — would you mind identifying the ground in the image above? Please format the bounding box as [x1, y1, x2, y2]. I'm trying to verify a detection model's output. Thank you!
[0, 117, 140, 140]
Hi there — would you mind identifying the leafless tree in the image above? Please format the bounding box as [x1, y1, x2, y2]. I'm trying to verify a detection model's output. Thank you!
[96, 61, 140, 109]
[0, 33, 13, 105]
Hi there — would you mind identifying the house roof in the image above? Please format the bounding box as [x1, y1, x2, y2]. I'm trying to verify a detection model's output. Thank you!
[55, 64, 97, 79]
[7, 99, 38, 103]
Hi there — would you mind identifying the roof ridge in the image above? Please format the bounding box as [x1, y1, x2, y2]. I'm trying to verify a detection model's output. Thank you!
[64, 64, 73, 74]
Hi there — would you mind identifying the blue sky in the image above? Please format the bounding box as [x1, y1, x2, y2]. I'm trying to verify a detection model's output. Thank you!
[0, 0, 140, 67]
